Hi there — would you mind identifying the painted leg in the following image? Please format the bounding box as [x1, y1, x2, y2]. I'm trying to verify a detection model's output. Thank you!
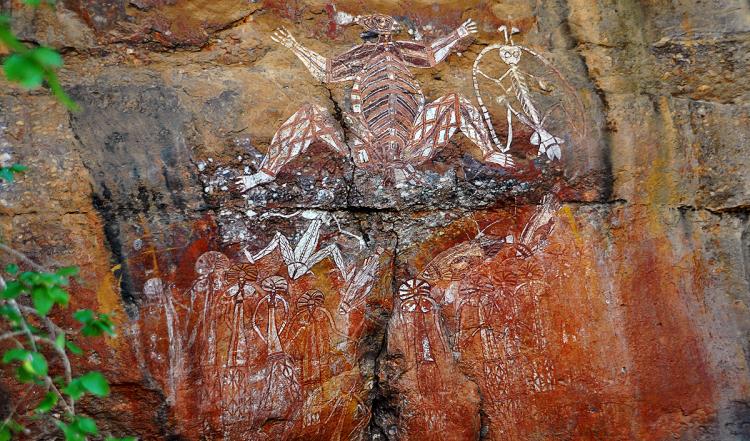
[236, 104, 348, 191]
[305, 244, 348, 282]
[404, 93, 514, 168]
[252, 232, 296, 265]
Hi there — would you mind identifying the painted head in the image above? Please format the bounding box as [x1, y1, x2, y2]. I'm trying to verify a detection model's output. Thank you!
[497, 25, 521, 65]
[499, 45, 521, 65]
[354, 14, 401, 39]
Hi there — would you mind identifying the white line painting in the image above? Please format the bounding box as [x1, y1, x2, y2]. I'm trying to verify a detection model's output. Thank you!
[131, 215, 383, 439]
[391, 195, 562, 435]
[473, 25, 586, 160]
[236, 13, 515, 191]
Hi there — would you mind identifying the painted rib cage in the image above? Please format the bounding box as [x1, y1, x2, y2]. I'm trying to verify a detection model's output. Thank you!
[352, 51, 424, 163]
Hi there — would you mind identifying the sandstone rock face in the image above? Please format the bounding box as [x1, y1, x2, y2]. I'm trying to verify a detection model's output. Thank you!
[1, 0, 749, 440]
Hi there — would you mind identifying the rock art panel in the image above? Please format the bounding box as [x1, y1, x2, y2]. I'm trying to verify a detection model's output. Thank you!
[127, 13, 590, 440]
[3, 2, 744, 440]
[236, 14, 517, 192]
[128, 212, 393, 440]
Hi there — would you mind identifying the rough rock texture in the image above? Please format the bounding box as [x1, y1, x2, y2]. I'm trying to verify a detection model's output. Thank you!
[1, 0, 749, 440]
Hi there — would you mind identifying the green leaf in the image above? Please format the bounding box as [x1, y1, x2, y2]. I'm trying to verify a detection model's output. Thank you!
[31, 286, 54, 316]
[0, 168, 14, 182]
[1, 280, 24, 299]
[0, 419, 22, 441]
[23, 0, 42, 6]
[25, 351, 48, 376]
[0, 304, 22, 324]
[2, 348, 29, 364]
[45, 72, 78, 111]
[16, 365, 37, 383]
[62, 378, 84, 400]
[49, 286, 70, 307]
[76, 310, 115, 337]
[65, 340, 83, 355]
[55, 333, 65, 350]
[5, 263, 18, 274]
[9, 164, 27, 173]
[31, 46, 62, 68]
[35, 391, 58, 413]
[73, 416, 97, 435]
[73, 309, 94, 323]
[79, 371, 109, 397]
[55, 420, 85, 441]
[56, 266, 79, 277]
[3, 53, 44, 89]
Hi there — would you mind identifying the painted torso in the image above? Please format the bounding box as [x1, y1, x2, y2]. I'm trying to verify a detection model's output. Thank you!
[350, 41, 425, 164]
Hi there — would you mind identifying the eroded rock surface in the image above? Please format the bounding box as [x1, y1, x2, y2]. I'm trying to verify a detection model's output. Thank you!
[1, 0, 749, 440]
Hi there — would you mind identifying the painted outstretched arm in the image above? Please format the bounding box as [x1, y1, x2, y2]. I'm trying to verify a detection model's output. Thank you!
[272, 28, 328, 82]
[272, 28, 359, 83]
[425, 19, 478, 66]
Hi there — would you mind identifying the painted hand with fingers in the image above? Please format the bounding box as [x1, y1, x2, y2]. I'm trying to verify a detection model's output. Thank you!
[271, 27, 299, 49]
[457, 18, 479, 37]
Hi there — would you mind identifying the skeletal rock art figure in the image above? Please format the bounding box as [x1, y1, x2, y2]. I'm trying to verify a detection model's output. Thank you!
[253, 276, 301, 421]
[184, 251, 231, 428]
[237, 13, 514, 190]
[473, 25, 585, 160]
[140, 277, 185, 405]
[248, 212, 351, 282]
[288, 289, 349, 429]
[219, 262, 262, 429]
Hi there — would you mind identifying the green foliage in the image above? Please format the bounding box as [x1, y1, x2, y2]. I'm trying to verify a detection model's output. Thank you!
[64, 371, 110, 399]
[56, 416, 98, 441]
[0, 420, 24, 441]
[0, 164, 27, 183]
[22, 0, 57, 6]
[73, 309, 116, 337]
[0, 3, 130, 435]
[0, 4, 77, 110]
[1, 239, 133, 439]
[1, 268, 76, 316]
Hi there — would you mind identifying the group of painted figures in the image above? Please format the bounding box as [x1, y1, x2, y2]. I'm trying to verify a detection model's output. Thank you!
[135, 13, 577, 439]
[237, 13, 580, 189]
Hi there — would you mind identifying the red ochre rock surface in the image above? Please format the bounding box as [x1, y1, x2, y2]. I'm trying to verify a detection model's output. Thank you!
[1, 0, 750, 440]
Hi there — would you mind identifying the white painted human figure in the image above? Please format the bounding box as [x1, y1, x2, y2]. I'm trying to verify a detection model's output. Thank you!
[245, 211, 359, 282]
[398, 279, 442, 366]
[186, 251, 231, 367]
[288, 290, 347, 428]
[397, 278, 454, 431]
[338, 251, 382, 314]
[236, 14, 514, 190]
[142, 277, 184, 404]
[253, 276, 301, 419]
[473, 25, 568, 160]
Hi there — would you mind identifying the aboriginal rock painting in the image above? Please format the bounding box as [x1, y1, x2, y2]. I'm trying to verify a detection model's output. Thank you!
[386, 195, 577, 437]
[130, 213, 388, 440]
[236, 14, 517, 191]
[128, 13, 592, 441]
[473, 25, 587, 160]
